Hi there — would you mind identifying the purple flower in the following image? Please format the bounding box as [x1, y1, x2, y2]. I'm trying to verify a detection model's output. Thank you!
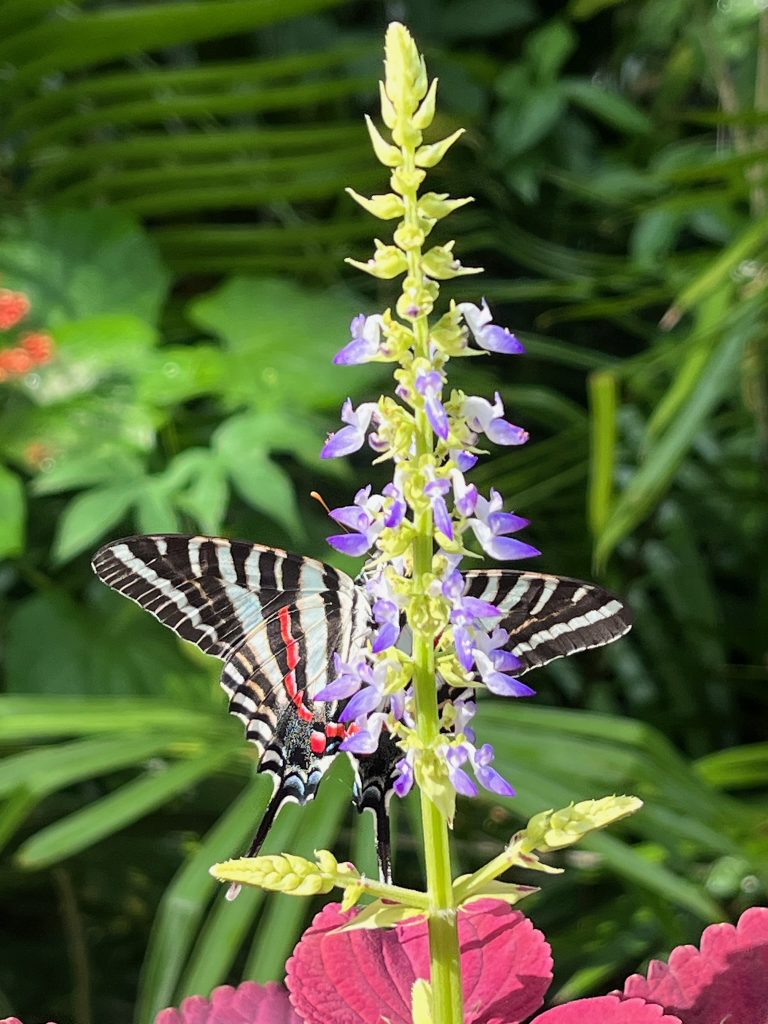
[424, 474, 453, 540]
[415, 370, 449, 440]
[471, 743, 516, 796]
[473, 649, 535, 698]
[393, 751, 415, 797]
[443, 568, 504, 672]
[327, 486, 384, 557]
[445, 744, 479, 796]
[313, 654, 369, 702]
[382, 480, 406, 528]
[468, 489, 541, 562]
[371, 598, 400, 653]
[453, 449, 478, 472]
[458, 300, 525, 355]
[334, 314, 385, 365]
[340, 711, 387, 754]
[321, 400, 378, 459]
[451, 469, 478, 517]
[463, 393, 528, 447]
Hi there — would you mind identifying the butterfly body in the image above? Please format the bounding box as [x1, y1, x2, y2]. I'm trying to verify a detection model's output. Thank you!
[92, 534, 631, 883]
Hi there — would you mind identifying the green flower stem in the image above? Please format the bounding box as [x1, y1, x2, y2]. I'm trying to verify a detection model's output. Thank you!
[402, 153, 464, 1020]
[349, 877, 430, 909]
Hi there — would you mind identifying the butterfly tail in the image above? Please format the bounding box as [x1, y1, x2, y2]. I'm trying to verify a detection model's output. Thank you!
[352, 732, 402, 884]
[228, 778, 290, 901]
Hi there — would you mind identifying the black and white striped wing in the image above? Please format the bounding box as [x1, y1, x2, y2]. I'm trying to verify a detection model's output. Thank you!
[463, 569, 631, 672]
[92, 535, 372, 867]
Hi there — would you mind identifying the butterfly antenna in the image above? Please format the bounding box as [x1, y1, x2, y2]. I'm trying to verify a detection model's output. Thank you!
[310, 490, 350, 532]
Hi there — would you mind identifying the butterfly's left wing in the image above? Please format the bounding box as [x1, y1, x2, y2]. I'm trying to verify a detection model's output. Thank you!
[463, 569, 632, 672]
[92, 534, 372, 885]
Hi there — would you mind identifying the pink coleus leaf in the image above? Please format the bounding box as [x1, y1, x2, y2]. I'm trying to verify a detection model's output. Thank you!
[530, 995, 682, 1023]
[1, 1019, 58, 1024]
[153, 981, 300, 1024]
[286, 899, 553, 1024]
[620, 906, 768, 1024]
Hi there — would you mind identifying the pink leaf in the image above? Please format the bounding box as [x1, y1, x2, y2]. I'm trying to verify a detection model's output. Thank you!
[153, 981, 300, 1024]
[530, 995, 682, 1023]
[620, 906, 768, 1024]
[286, 899, 553, 1024]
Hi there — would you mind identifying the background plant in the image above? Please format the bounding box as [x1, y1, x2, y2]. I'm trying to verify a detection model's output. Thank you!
[0, 2, 766, 1023]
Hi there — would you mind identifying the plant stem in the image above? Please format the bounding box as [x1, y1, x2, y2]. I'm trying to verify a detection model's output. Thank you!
[402, 153, 464, 1019]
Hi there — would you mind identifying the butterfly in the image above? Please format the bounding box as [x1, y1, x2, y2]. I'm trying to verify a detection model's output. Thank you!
[92, 534, 632, 883]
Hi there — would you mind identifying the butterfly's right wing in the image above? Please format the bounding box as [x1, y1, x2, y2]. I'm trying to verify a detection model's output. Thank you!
[463, 569, 632, 673]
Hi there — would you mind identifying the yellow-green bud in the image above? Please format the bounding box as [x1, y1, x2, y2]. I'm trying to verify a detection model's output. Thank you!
[378, 81, 397, 129]
[413, 79, 438, 130]
[418, 192, 473, 221]
[210, 853, 335, 896]
[384, 23, 427, 116]
[415, 129, 465, 168]
[365, 115, 402, 167]
[422, 243, 482, 280]
[346, 241, 408, 280]
[390, 166, 427, 196]
[346, 188, 405, 220]
[523, 795, 643, 853]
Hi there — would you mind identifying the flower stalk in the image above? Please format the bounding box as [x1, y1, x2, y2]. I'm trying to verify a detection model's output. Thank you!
[208, 23, 642, 1024]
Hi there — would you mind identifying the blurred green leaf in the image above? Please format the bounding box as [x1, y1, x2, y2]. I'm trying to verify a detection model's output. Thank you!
[213, 413, 304, 538]
[562, 79, 653, 134]
[0, 209, 169, 325]
[16, 746, 236, 868]
[188, 277, 386, 412]
[5, 593, 206, 696]
[526, 20, 577, 84]
[0, 465, 25, 558]
[52, 483, 137, 564]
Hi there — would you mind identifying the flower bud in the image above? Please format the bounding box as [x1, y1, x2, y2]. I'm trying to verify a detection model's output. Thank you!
[523, 795, 643, 853]
[415, 129, 465, 168]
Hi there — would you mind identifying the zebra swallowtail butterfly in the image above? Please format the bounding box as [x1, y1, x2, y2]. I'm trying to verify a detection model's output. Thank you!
[92, 534, 631, 883]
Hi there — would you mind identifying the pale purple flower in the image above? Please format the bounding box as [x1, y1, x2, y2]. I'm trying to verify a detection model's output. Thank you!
[415, 370, 449, 440]
[451, 469, 478, 517]
[473, 649, 535, 698]
[473, 627, 525, 674]
[454, 449, 478, 472]
[393, 750, 415, 797]
[445, 744, 479, 796]
[424, 474, 453, 540]
[471, 743, 516, 796]
[327, 485, 385, 557]
[382, 480, 406, 528]
[341, 711, 388, 754]
[321, 400, 378, 459]
[458, 300, 525, 355]
[334, 314, 385, 365]
[313, 654, 370, 702]
[372, 598, 400, 653]
[443, 568, 504, 672]
[463, 393, 528, 447]
[468, 489, 541, 562]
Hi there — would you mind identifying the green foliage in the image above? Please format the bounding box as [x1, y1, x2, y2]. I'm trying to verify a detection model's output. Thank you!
[1, 1, 767, 1022]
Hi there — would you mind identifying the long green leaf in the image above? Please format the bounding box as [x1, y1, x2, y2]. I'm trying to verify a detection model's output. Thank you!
[587, 370, 617, 540]
[136, 774, 270, 1024]
[594, 321, 755, 567]
[16, 747, 237, 868]
[0, 0, 345, 93]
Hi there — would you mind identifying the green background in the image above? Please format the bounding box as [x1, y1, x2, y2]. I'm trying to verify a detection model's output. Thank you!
[0, 1, 766, 1022]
